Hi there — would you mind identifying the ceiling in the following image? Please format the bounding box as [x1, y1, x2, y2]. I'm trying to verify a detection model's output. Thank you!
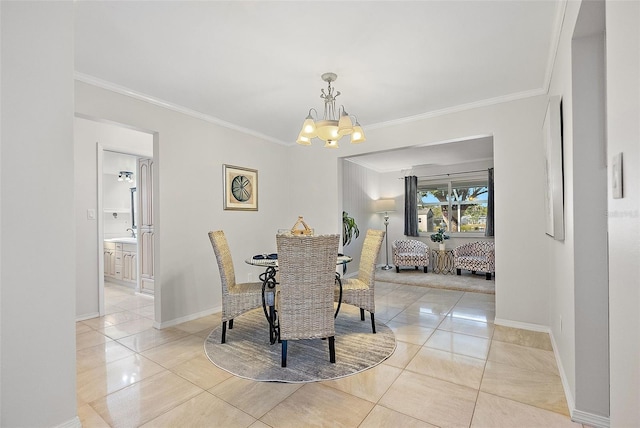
[345, 136, 494, 173]
[74, 1, 562, 169]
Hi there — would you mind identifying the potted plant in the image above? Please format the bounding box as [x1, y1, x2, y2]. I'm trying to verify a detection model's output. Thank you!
[430, 227, 450, 250]
[342, 211, 360, 247]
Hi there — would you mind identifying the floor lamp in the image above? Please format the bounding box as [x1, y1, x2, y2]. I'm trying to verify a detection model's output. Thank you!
[375, 199, 396, 270]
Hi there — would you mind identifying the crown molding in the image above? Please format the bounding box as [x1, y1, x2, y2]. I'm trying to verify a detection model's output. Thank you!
[366, 87, 547, 131]
[74, 72, 289, 146]
[543, 0, 568, 94]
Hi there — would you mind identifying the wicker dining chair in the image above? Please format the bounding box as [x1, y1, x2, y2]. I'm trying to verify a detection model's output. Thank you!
[276, 233, 340, 368]
[208, 230, 264, 344]
[336, 229, 385, 333]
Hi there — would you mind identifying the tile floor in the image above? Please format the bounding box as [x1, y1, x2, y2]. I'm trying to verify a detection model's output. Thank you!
[77, 281, 585, 427]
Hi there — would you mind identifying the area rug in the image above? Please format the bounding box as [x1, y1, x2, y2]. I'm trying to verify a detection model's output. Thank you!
[375, 269, 495, 294]
[204, 308, 396, 383]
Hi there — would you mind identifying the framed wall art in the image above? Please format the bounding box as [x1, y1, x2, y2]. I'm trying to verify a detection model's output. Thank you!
[223, 164, 258, 211]
[542, 95, 565, 241]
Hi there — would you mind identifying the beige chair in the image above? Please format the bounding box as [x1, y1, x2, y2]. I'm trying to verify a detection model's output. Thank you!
[208, 230, 264, 343]
[336, 229, 385, 333]
[276, 233, 340, 367]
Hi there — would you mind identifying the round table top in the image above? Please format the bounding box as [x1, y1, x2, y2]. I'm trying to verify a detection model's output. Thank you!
[245, 255, 352, 267]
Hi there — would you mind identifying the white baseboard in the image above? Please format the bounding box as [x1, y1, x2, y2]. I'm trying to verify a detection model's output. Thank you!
[548, 330, 610, 428]
[75, 312, 100, 322]
[154, 305, 221, 329]
[55, 416, 82, 428]
[493, 317, 550, 333]
[547, 329, 576, 418]
[496, 319, 610, 428]
[571, 409, 610, 427]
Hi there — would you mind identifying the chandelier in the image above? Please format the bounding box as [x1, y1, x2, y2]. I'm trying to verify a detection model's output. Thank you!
[296, 72, 366, 149]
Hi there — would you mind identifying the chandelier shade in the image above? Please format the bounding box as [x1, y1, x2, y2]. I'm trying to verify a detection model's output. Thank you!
[297, 73, 366, 148]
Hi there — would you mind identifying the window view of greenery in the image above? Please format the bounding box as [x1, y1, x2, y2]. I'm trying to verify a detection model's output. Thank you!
[417, 178, 488, 234]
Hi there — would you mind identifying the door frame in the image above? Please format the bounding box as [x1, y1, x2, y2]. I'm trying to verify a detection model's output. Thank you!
[97, 144, 154, 316]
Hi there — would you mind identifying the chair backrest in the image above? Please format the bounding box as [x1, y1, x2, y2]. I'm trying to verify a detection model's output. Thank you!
[455, 241, 495, 258]
[393, 239, 427, 253]
[208, 230, 236, 294]
[276, 233, 340, 340]
[357, 229, 386, 285]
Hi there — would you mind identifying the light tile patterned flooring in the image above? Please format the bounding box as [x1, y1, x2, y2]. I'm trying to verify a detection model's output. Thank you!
[77, 281, 585, 427]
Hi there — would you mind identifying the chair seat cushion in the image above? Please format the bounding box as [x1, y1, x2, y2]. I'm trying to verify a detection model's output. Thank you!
[341, 278, 368, 291]
[396, 252, 426, 257]
[456, 256, 488, 263]
[229, 282, 263, 294]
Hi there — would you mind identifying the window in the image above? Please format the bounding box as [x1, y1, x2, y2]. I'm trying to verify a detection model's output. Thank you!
[417, 175, 488, 235]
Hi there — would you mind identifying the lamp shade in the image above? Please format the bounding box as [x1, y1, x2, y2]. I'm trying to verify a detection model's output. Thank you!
[374, 199, 396, 213]
[350, 123, 366, 143]
[338, 111, 354, 136]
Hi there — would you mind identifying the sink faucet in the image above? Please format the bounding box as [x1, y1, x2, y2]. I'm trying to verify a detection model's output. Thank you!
[126, 228, 136, 238]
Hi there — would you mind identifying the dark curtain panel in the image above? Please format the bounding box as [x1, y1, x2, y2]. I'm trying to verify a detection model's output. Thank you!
[485, 168, 495, 237]
[404, 175, 419, 237]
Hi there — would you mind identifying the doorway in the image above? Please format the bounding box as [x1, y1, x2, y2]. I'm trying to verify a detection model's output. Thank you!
[101, 151, 145, 310]
[74, 115, 155, 323]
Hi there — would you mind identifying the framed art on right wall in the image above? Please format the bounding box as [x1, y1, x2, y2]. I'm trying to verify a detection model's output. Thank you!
[542, 95, 565, 241]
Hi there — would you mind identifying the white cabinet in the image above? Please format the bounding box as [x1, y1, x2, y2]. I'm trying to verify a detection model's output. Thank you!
[104, 241, 137, 285]
[140, 230, 154, 293]
[138, 157, 154, 295]
[103, 242, 116, 277]
[114, 243, 123, 280]
[122, 244, 137, 282]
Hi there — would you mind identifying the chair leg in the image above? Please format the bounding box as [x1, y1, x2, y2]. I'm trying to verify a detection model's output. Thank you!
[229, 319, 234, 329]
[395, 266, 399, 273]
[423, 266, 428, 273]
[486, 272, 492, 280]
[456, 268, 461, 276]
[360, 308, 365, 321]
[415, 266, 418, 270]
[329, 336, 336, 363]
[221, 321, 227, 344]
[370, 313, 376, 334]
[281, 340, 288, 367]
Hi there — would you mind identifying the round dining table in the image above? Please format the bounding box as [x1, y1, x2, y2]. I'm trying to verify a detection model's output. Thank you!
[245, 254, 352, 344]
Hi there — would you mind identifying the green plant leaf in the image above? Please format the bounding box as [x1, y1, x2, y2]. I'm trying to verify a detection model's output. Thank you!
[342, 211, 359, 247]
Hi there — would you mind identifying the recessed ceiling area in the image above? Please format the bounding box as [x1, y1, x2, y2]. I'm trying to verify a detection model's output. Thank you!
[344, 136, 494, 173]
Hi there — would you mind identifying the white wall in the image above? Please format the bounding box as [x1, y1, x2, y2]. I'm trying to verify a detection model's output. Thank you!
[1, 2, 78, 426]
[75, 83, 290, 326]
[572, 9, 609, 421]
[75, 117, 152, 319]
[290, 95, 550, 327]
[543, 0, 580, 415]
[341, 160, 382, 270]
[543, 1, 612, 423]
[606, 1, 640, 425]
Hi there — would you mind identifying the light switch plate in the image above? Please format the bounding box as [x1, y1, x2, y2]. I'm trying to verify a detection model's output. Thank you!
[612, 152, 623, 199]
[87, 208, 96, 220]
